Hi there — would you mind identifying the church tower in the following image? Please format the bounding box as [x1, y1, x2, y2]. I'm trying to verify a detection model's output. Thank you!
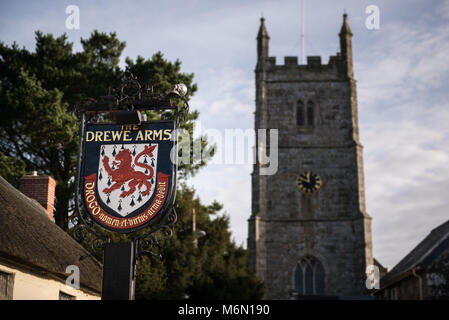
[248, 14, 373, 299]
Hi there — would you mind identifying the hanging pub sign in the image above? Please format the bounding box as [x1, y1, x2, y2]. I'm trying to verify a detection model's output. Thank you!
[81, 121, 175, 233]
[72, 75, 187, 245]
[70, 76, 187, 301]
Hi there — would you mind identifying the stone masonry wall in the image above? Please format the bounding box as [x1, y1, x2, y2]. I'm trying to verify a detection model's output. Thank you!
[249, 54, 373, 298]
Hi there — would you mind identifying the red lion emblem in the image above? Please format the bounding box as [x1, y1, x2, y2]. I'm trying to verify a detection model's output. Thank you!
[102, 145, 156, 198]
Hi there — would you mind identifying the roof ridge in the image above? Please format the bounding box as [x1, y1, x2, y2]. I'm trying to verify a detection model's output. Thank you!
[381, 219, 449, 286]
[0, 175, 103, 293]
[414, 222, 449, 267]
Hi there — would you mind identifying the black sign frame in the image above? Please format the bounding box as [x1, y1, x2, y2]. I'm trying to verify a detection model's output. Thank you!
[70, 74, 188, 259]
[80, 121, 176, 234]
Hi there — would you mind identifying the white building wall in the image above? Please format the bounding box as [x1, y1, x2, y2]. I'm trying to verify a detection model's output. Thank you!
[0, 263, 100, 300]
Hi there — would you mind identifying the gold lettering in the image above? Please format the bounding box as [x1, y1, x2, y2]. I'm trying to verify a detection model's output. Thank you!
[95, 131, 103, 142]
[123, 131, 132, 142]
[153, 130, 163, 140]
[147, 207, 155, 216]
[112, 131, 123, 141]
[136, 131, 144, 141]
[163, 129, 172, 140]
[145, 130, 152, 141]
[86, 131, 94, 142]
[103, 131, 111, 142]
[86, 182, 95, 190]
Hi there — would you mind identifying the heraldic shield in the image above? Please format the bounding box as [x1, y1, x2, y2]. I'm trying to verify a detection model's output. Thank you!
[81, 121, 175, 233]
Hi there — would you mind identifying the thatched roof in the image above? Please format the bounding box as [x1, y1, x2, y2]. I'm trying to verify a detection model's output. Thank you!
[0, 175, 102, 294]
[381, 219, 449, 288]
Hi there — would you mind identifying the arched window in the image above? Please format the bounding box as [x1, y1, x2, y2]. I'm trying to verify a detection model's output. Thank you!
[296, 100, 305, 126]
[294, 255, 324, 296]
[297, 99, 315, 128]
[307, 101, 314, 126]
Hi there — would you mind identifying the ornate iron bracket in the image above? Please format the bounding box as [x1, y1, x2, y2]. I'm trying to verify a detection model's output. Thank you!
[72, 73, 189, 125]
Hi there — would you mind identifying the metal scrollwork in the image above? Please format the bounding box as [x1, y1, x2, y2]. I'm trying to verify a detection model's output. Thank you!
[136, 208, 178, 259]
[71, 220, 108, 257]
[72, 73, 189, 117]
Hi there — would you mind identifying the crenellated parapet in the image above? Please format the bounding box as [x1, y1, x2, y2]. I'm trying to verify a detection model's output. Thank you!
[260, 54, 349, 81]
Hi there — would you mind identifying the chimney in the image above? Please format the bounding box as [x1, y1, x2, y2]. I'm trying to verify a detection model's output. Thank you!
[20, 172, 56, 221]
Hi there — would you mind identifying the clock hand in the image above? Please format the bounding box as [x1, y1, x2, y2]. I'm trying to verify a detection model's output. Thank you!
[298, 177, 309, 184]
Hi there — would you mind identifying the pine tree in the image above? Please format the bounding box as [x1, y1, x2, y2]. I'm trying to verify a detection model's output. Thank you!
[0, 31, 208, 229]
[135, 184, 265, 300]
[0, 30, 264, 299]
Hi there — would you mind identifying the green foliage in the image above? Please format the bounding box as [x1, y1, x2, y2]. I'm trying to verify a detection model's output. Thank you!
[66, 184, 265, 300]
[134, 184, 265, 300]
[125, 53, 214, 178]
[0, 152, 26, 188]
[0, 30, 210, 229]
[0, 29, 264, 299]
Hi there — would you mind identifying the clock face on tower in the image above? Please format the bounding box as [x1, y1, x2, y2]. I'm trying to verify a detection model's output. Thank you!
[296, 171, 322, 193]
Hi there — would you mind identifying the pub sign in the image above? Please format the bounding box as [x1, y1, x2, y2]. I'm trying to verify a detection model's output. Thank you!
[81, 121, 175, 233]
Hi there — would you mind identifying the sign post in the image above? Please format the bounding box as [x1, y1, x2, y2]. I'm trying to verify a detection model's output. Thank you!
[102, 242, 135, 300]
[70, 75, 188, 300]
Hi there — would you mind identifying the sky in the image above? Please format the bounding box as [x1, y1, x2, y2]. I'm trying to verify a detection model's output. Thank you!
[1, 0, 448, 270]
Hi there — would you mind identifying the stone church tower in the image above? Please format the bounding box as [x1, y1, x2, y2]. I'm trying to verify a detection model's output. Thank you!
[248, 14, 373, 299]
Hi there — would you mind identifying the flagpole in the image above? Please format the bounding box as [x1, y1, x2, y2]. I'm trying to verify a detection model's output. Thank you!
[301, 0, 305, 64]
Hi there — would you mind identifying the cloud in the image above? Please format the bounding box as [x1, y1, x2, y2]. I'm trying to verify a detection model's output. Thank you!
[1, 0, 448, 271]
[358, 4, 449, 268]
[358, 21, 449, 106]
[192, 67, 253, 126]
[440, 0, 449, 19]
[188, 164, 252, 247]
